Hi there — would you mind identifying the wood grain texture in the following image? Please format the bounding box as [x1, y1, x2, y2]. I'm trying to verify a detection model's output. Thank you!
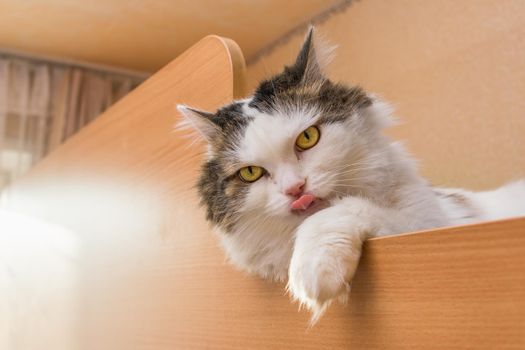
[2, 35, 525, 349]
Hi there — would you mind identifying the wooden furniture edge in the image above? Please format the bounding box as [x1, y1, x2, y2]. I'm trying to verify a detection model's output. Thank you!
[369, 215, 525, 242]
[211, 35, 247, 99]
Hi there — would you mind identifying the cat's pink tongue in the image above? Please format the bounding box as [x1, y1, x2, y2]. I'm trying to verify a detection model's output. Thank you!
[291, 194, 316, 210]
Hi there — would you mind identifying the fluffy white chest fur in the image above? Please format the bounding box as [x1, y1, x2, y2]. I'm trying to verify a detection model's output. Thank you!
[177, 27, 525, 322]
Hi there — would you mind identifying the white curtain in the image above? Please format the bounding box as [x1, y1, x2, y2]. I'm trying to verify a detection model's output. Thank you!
[0, 57, 144, 189]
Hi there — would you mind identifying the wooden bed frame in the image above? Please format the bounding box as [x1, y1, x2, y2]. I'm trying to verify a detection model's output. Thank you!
[3, 36, 524, 349]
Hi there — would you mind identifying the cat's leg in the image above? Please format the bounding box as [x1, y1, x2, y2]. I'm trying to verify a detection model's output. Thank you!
[287, 196, 401, 321]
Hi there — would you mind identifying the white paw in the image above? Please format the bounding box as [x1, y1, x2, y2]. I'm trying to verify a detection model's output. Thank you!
[287, 203, 368, 322]
[288, 248, 352, 322]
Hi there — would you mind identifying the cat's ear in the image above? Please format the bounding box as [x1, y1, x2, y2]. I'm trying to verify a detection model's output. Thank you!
[176, 105, 219, 142]
[293, 26, 334, 83]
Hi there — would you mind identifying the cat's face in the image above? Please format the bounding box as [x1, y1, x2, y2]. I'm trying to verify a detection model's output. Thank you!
[178, 28, 389, 233]
[228, 100, 366, 221]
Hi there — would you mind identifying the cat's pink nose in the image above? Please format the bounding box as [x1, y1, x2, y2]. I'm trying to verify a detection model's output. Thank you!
[285, 180, 305, 196]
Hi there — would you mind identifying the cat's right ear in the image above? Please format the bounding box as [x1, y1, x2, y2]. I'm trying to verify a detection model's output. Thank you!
[176, 105, 219, 143]
[292, 26, 335, 83]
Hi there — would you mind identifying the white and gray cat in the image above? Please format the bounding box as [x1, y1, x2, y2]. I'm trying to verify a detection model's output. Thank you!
[178, 28, 525, 321]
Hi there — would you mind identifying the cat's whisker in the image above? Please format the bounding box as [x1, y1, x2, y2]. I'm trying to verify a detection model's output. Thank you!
[332, 165, 382, 174]
[331, 167, 381, 176]
[330, 159, 387, 173]
[331, 183, 370, 191]
[331, 184, 374, 190]
[346, 172, 377, 179]
[331, 163, 378, 172]
[332, 184, 367, 190]
[234, 212, 274, 234]
[332, 174, 374, 182]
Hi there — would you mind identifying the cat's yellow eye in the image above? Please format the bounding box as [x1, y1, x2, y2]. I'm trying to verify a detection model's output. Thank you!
[295, 126, 320, 151]
[239, 166, 264, 183]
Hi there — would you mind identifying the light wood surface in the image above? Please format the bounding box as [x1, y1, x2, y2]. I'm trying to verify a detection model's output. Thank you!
[2, 35, 525, 349]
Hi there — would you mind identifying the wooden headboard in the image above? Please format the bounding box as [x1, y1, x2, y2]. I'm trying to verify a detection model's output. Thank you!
[2, 35, 524, 349]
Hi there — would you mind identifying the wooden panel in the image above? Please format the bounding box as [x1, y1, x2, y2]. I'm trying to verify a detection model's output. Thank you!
[1, 34, 248, 350]
[349, 217, 525, 349]
[2, 35, 525, 349]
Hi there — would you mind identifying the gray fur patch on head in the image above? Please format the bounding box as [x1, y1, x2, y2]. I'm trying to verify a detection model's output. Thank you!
[249, 27, 371, 122]
[194, 101, 255, 230]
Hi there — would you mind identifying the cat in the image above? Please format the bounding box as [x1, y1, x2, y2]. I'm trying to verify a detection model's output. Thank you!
[177, 27, 525, 322]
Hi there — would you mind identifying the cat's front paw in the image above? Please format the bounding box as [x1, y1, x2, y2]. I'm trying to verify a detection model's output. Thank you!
[287, 203, 368, 322]
[287, 246, 352, 321]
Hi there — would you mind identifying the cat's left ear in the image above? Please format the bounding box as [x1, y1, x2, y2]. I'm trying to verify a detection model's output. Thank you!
[292, 26, 334, 83]
[176, 105, 219, 142]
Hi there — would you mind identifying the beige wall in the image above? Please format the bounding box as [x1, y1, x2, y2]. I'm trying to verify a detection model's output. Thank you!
[247, 0, 525, 190]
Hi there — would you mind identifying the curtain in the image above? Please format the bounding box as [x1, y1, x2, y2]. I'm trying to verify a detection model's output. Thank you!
[0, 57, 145, 189]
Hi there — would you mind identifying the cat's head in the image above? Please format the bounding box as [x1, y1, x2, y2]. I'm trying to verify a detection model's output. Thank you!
[177, 28, 392, 233]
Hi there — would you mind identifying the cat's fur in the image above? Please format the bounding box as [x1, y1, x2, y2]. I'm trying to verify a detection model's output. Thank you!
[177, 28, 525, 322]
